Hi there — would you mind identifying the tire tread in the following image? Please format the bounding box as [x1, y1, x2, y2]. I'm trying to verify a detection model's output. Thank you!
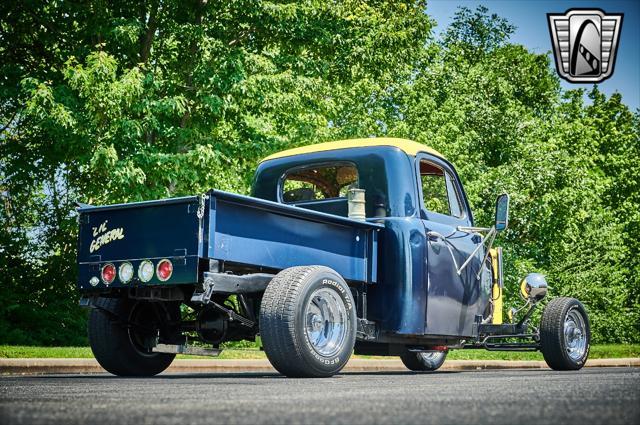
[88, 297, 176, 376]
[259, 266, 354, 378]
[540, 297, 590, 371]
[400, 351, 447, 372]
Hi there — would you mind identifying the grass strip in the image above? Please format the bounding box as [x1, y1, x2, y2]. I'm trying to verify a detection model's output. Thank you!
[1, 344, 638, 360]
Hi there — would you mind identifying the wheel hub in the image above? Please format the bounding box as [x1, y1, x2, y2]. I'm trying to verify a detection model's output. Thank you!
[564, 308, 587, 361]
[418, 352, 445, 362]
[304, 288, 348, 357]
[310, 314, 324, 331]
[127, 302, 166, 357]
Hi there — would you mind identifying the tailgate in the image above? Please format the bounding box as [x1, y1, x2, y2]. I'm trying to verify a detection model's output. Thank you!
[77, 196, 202, 290]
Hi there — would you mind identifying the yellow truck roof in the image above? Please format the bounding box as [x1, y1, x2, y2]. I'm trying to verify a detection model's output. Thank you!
[260, 137, 445, 162]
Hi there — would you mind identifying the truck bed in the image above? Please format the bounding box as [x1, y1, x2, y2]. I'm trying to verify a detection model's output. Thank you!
[77, 190, 381, 291]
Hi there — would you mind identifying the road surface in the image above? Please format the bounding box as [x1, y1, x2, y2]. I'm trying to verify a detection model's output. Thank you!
[1, 367, 638, 424]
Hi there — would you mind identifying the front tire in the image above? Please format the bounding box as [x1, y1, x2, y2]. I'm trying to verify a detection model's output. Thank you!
[540, 297, 590, 370]
[88, 297, 179, 376]
[400, 351, 447, 371]
[259, 266, 357, 378]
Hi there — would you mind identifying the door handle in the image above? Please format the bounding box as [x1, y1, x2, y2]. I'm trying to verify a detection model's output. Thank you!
[427, 231, 443, 242]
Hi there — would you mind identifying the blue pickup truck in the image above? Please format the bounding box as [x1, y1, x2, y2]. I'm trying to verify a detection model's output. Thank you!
[77, 138, 590, 377]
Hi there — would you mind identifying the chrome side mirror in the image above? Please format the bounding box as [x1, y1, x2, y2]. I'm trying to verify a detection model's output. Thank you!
[495, 193, 509, 232]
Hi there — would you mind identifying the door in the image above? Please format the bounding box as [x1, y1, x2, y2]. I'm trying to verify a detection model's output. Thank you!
[416, 155, 489, 337]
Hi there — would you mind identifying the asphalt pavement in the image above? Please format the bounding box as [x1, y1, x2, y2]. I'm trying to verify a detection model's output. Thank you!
[1, 367, 638, 425]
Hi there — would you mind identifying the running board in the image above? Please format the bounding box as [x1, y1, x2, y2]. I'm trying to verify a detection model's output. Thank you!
[152, 343, 221, 357]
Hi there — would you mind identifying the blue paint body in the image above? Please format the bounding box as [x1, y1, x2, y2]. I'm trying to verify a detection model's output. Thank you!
[77, 145, 491, 339]
[252, 146, 490, 337]
[77, 197, 202, 287]
[204, 191, 380, 283]
[78, 192, 379, 288]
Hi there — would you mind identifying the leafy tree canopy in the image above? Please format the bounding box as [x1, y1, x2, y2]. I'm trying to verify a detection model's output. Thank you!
[1, 1, 638, 345]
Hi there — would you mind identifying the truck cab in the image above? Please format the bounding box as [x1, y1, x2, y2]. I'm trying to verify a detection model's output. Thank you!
[78, 138, 591, 377]
[254, 138, 489, 340]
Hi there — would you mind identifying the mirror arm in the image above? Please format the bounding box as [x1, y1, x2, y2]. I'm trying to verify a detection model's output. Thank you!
[426, 231, 461, 272]
[457, 226, 492, 233]
[456, 226, 495, 276]
[475, 228, 497, 280]
[431, 224, 499, 279]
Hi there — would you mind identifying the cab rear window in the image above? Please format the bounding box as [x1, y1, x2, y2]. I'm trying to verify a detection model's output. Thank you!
[281, 164, 358, 203]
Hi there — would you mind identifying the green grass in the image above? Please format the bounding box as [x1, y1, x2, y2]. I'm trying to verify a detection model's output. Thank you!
[445, 344, 640, 360]
[0, 346, 266, 360]
[1, 344, 638, 360]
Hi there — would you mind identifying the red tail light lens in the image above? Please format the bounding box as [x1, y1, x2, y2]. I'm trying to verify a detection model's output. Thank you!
[101, 263, 116, 284]
[156, 259, 173, 281]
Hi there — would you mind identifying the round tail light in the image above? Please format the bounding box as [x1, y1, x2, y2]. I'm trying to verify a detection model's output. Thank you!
[101, 263, 116, 285]
[156, 259, 173, 281]
[118, 262, 134, 284]
[138, 260, 154, 282]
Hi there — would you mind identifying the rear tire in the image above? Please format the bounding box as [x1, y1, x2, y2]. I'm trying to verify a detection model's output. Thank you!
[540, 297, 590, 370]
[259, 266, 357, 378]
[400, 351, 447, 372]
[88, 297, 178, 376]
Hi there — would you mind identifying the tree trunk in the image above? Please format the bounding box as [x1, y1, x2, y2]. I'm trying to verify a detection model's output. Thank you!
[140, 1, 160, 65]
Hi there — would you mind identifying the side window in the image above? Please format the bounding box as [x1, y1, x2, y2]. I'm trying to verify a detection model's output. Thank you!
[445, 173, 463, 217]
[282, 164, 358, 203]
[419, 160, 463, 218]
[420, 161, 449, 215]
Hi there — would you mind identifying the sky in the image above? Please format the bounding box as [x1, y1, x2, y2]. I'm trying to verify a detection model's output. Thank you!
[427, 0, 640, 111]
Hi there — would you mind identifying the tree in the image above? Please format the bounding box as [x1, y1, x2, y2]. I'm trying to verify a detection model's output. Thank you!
[0, 0, 432, 345]
[390, 7, 639, 342]
[1, 3, 637, 345]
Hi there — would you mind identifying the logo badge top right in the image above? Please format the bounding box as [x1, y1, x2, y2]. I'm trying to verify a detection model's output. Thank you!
[548, 9, 623, 83]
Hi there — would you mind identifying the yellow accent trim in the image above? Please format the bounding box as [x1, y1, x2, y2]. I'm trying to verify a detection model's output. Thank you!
[490, 248, 503, 325]
[260, 138, 445, 163]
[520, 278, 529, 299]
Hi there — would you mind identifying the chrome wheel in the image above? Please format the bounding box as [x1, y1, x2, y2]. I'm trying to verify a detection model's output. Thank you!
[305, 287, 348, 357]
[401, 349, 448, 371]
[260, 266, 357, 377]
[419, 352, 446, 362]
[541, 297, 590, 370]
[564, 307, 587, 361]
